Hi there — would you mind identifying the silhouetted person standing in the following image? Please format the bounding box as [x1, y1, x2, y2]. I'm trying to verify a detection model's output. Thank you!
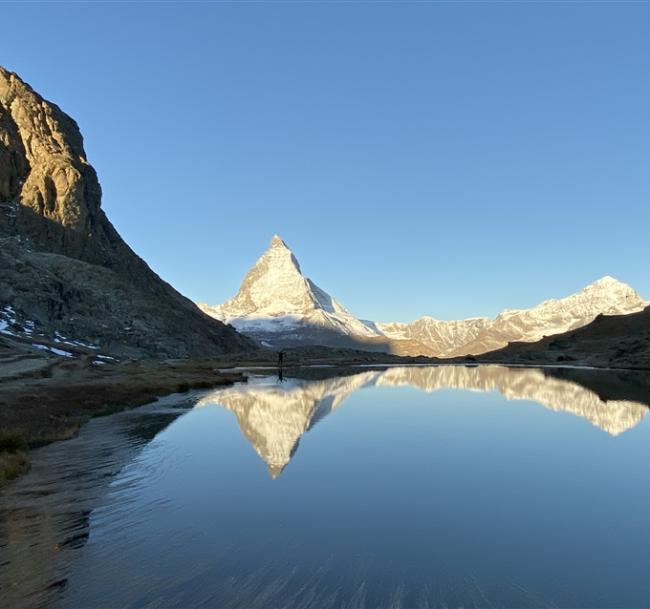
[278, 350, 284, 382]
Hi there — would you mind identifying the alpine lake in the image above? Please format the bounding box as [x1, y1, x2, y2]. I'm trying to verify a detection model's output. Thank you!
[2, 364, 650, 609]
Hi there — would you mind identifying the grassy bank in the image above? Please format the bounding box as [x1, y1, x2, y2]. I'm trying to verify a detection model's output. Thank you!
[0, 358, 246, 487]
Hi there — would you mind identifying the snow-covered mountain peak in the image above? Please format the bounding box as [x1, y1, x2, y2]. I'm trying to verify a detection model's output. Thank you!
[590, 275, 619, 287]
[198, 236, 382, 343]
[258, 234, 302, 273]
[583, 275, 635, 295]
[269, 234, 290, 250]
[207, 236, 309, 317]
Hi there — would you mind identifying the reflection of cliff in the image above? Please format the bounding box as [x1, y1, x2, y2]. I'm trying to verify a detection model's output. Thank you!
[196, 373, 381, 477]
[199, 366, 648, 477]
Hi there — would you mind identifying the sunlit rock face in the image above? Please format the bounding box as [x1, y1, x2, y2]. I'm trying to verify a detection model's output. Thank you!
[196, 372, 382, 477]
[0, 65, 251, 358]
[197, 367, 648, 476]
[378, 317, 493, 356]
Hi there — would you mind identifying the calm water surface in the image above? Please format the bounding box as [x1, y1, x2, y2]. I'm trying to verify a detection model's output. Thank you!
[2, 365, 650, 609]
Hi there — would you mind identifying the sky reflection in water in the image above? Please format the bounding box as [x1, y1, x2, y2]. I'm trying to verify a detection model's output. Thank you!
[3, 366, 650, 609]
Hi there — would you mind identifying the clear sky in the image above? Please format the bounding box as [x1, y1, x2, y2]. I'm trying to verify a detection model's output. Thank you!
[2, 1, 649, 322]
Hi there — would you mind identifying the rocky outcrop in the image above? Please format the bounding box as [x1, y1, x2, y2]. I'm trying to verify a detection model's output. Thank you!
[0, 65, 252, 358]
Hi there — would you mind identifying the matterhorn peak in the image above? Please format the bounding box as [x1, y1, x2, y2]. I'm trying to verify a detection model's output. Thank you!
[198, 236, 383, 344]
[258, 234, 303, 274]
[269, 234, 290, 250]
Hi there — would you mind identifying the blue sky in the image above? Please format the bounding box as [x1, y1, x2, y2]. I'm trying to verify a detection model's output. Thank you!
[2, 2, 649, 321]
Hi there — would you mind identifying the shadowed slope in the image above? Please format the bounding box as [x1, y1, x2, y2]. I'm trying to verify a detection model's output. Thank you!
[0, 65, 252, 357]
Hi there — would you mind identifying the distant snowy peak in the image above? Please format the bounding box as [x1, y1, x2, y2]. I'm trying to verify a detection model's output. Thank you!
[380, 275, 647, 357]
[498, 276, 643, 320]
[378, 316, 492, 356]
[198, 235, 381, 343]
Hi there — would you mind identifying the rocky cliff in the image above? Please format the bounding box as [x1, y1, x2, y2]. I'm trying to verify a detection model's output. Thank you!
[0, 66, 252, 358]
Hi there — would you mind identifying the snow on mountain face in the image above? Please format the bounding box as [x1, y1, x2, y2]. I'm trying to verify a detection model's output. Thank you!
[378, 317, 492, 356]
[199, 236, 647, 356]
[380, 276, 647, 357]
[199, 236, 381, 346]
[446, 275, 648, 356]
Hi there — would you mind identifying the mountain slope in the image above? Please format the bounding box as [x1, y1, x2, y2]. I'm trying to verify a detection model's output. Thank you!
[0, 65, 252, 358]
[199, 236, 407, 352]
[451, 276, 646, 356]
[478, 305, 650, 369]
[378, 317, 492, 356]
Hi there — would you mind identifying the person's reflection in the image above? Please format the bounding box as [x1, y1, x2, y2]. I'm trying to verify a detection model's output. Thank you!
[277, 350, 284, 383]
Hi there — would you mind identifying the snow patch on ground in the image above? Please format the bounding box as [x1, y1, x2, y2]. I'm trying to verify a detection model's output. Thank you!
[31, 344, 73, 357]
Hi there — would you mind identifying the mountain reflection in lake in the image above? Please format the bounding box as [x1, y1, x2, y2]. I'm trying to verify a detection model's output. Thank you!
[2, 365, 650, 609]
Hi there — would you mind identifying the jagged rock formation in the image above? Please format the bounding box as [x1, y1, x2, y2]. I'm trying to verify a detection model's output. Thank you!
[197, 366, 647, 476]
[199, 235, 646, 358]
[199, 236, 427, 354]
[0, 65, 252, 358]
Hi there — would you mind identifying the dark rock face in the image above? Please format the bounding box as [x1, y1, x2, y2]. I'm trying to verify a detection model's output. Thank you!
[0, 65, 253, 358]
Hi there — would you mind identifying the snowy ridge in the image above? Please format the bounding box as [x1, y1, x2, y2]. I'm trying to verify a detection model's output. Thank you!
[379, 275, 647, 355]
[199, 236, 381, 345]
[198, 237, 648, 356]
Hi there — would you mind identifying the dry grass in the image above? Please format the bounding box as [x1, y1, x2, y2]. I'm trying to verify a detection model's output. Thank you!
[0, 431, 30, 486]
[0, 359, 246, 487]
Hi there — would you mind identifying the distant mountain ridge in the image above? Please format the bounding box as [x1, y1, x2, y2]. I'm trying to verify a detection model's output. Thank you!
[380, 275, 647, 356]
[199, 236, 647, 357]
